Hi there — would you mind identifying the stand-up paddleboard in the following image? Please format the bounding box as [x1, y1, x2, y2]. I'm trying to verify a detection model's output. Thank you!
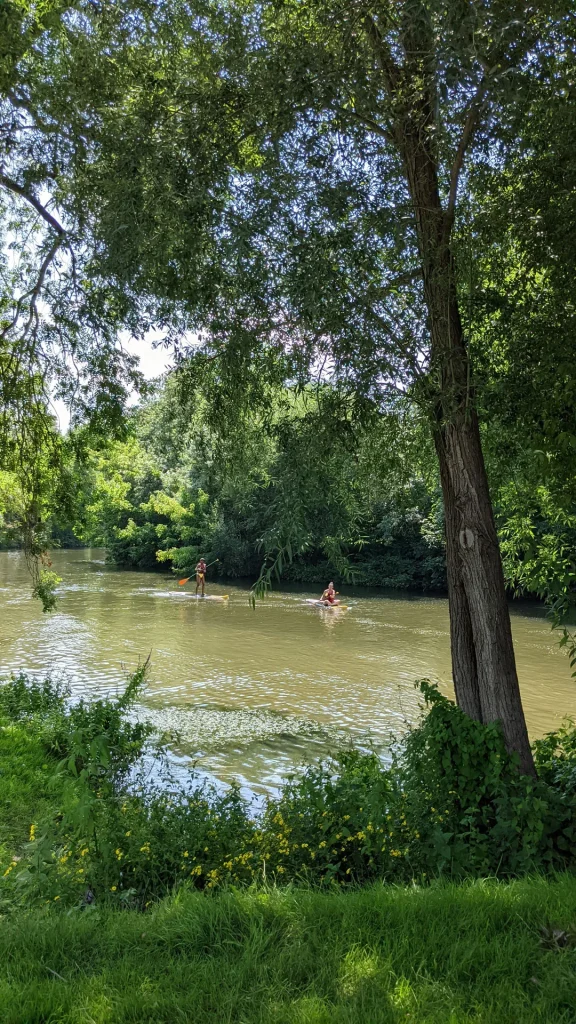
[190, 594, 229, 602]
[305, 599, 348, 610]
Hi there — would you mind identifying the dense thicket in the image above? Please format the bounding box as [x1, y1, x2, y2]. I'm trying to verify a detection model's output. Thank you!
[3, 671, 576, 909]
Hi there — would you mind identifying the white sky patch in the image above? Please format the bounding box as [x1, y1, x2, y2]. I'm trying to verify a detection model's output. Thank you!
[122, 331, 176, 384]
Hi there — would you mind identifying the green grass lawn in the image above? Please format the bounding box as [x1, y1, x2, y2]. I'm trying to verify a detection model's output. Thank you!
[1, 876, 576, 1023]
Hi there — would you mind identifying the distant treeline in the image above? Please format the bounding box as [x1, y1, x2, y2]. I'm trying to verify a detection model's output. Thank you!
[51, 378, 447, 590]
[2, 372, 574, 604]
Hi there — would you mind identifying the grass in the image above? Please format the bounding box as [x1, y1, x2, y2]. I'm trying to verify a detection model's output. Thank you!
[0, 720, 62, 853]
[1, 877, 576, 1023]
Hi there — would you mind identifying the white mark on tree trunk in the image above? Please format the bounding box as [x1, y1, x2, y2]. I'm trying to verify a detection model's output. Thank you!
[459, 528, 475, 549]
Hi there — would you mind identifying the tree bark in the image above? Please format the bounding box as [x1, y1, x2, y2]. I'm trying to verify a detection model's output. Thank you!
[437, 404, 534, 774]
[434, 430, 482, 721]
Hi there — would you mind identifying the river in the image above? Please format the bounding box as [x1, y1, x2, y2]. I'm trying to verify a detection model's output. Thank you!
[0, 549, 574, 795]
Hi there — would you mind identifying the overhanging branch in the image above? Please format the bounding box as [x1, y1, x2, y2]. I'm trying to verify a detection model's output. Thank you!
[367, 267, 423, 300]
[0, 170, 65, 236]
[363, 11, 401, 95]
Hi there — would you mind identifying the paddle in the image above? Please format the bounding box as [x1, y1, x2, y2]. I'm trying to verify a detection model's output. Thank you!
[177, 561, 217, 585]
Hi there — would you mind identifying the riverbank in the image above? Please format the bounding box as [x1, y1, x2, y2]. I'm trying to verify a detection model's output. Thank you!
[3, 671, 576, 1021]
[1, 877, 575, 1023]
[3, 668, 576, 899]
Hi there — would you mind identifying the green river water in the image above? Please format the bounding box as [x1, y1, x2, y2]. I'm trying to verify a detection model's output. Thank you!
[1, 549, 574, 796]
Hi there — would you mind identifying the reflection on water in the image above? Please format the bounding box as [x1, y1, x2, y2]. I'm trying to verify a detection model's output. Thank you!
[0, 549, 574, 795]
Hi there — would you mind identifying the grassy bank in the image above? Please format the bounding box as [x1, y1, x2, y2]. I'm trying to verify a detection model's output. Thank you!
[1, 878, 576, 1023]
[2, 671, 576, 1021]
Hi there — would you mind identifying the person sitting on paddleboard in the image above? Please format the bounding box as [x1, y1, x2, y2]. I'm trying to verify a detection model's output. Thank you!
[195, 558, 207, 596]
[320, 582, 339, 606]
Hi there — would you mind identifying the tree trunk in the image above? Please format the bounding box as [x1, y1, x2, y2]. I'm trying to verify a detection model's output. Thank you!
[399, 117, 535, 775]
[434, 430, 482, 721]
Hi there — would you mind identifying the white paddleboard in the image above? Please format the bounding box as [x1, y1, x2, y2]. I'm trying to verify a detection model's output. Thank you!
[305, 599, 348, 610]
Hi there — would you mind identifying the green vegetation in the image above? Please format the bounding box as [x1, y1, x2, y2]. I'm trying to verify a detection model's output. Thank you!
[61, 368, 576, 606]
[2, 672, 576, 1022]
[2, 3, 576, 1019]
[68, 381, 445, 590]
[2, 878, 576, 1024]
[3, 672, 576, 911]
[1, 0, 576, 748]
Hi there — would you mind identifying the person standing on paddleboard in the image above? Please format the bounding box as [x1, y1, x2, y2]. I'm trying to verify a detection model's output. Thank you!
[195, 558, 207, 596]
[320, 582, 340, 606]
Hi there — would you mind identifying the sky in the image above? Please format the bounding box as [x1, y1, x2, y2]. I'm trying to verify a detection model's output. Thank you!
[50, 332, 175, 433]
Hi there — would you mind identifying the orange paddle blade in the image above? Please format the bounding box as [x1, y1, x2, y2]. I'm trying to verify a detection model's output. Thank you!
[178, 576, 192, 585]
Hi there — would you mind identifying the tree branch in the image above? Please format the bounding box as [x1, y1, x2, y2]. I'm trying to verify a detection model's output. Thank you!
[363, 12, 401, 95]
[367, 267, 423, 300]
[0, 170, 65, 236]
[344, 107, 393, 143]
[23, 234, 66, 337]
[445, 78, 488, 228]
[0, 169, 66, 345]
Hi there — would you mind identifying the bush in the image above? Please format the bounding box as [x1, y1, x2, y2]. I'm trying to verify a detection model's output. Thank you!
[2, 675, 576, 909]
[43, 662, 153, 788]
[253, 685, 576, 884]
[0, 673, 69, 721]
[283, 553, 446, 590]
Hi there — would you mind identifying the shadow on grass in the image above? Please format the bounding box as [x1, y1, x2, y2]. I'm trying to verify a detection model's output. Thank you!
[1, 877, 576, 1023]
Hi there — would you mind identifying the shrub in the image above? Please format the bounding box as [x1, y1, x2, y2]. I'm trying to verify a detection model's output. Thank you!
[0, 673, 69, 721]
[3, 675, 576, 909]
[397, 682, 576, 876]
[43, 662, 153, 788]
